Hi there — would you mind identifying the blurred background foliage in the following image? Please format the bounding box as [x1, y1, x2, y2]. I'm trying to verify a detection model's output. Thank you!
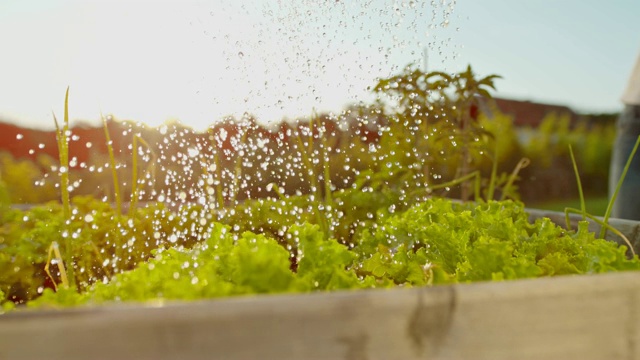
[0, 65, 617, 209]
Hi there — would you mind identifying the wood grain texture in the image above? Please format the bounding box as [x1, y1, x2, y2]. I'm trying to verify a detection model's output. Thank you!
[2, 271, 640, 360]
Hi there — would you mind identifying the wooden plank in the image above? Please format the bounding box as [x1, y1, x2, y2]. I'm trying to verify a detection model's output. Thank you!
[2, 271, 640, 360]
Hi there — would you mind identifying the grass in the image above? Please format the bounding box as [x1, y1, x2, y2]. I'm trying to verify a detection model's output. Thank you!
[50, 87, 73, 289]
[528, 196, 610, 217]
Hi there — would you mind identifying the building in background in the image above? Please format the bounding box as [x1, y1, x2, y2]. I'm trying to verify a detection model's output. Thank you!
[610, 52, 640, 220]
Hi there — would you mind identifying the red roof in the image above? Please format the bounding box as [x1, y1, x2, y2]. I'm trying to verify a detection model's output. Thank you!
[490, 98, 580, 127]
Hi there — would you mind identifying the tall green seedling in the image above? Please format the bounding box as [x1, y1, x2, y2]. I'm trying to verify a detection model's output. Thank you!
[101, 115, 125, 267]
[130, 135, 140, 214]
[295, 114, 320, 201]
[212, 149, 225, 209]
[295, 112, 333, 236]
[564, 142, 637, 257]
[102, 115, 122, 218]
[601, 135, 640, 239]
[485, 139, 500, 201]
[200, 127, 226, 212]
[568, 145, 586, 220]
[129, 134, 156, 215]
[49, 87, 74, 289]
[230, 129, 249, 206]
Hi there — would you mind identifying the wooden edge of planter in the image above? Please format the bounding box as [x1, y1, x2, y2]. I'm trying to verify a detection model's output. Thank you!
[526, 207, 640, 254]
[2, 271, 640, 360]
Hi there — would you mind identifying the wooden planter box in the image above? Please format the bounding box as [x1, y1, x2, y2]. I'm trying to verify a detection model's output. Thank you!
[2, 210, 640, 360]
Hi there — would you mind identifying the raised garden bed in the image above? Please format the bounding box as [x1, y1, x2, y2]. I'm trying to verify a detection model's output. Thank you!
[3, 67, 638, 360]
[1, 266, 639, 360]
[2, 209, 639, 360]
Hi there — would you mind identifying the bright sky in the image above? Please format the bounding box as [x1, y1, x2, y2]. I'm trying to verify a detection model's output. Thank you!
[1, 0, 639, 131]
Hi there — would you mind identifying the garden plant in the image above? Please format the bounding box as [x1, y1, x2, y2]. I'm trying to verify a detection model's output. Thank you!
[0, 66, 637, 313]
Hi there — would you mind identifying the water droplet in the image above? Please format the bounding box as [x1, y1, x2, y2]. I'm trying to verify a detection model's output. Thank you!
[187, 147, 200, 158]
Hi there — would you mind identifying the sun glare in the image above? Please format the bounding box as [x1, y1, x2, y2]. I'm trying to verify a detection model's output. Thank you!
[1, 0, 450, 131]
